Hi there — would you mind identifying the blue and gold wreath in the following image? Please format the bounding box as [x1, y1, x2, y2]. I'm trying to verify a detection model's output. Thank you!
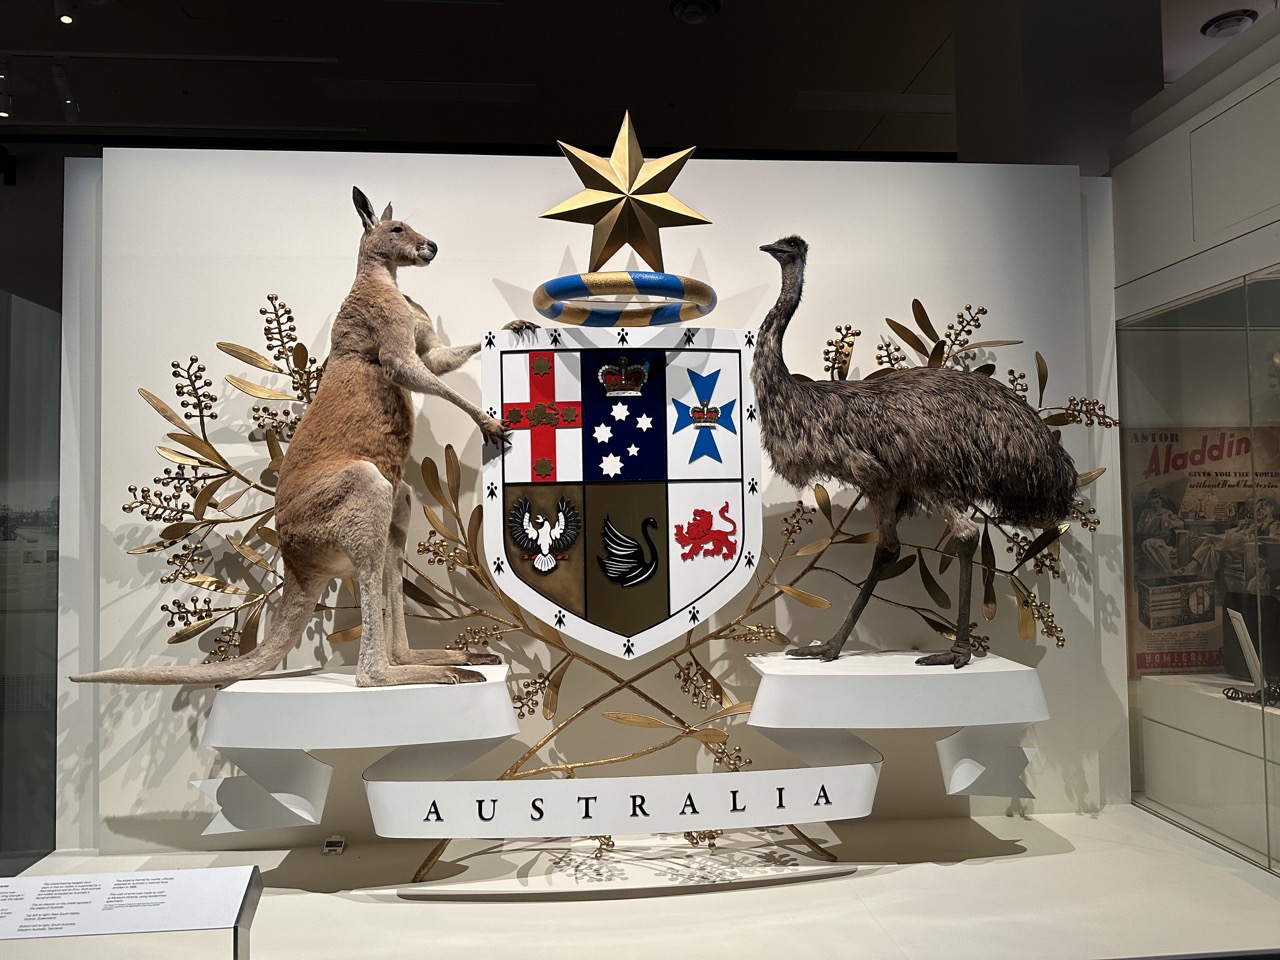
[532, 271, 717, 327]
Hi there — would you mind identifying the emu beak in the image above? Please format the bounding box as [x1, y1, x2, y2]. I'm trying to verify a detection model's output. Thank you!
[760, 242, 786, 256]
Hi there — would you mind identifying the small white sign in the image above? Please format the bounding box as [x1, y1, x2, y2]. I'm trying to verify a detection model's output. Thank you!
[0, 867, 259, 941]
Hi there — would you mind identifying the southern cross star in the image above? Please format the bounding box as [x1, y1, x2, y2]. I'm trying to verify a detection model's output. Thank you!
[593, 423, 613, 444]
[636, 414, 654, 432]
[540, 112, 711, 273]
[600, 453, 624, 477]
[611, 402, 630, 422]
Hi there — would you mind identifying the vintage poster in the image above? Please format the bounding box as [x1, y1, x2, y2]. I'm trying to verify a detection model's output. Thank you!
[1123, 426, 1280, 675]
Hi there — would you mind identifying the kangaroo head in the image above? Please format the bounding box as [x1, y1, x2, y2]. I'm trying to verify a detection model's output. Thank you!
[352, 186, 437, 269]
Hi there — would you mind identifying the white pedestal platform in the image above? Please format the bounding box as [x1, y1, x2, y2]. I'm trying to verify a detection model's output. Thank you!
[197, 667, 516, 835]
[194, 653, 1048, 855]
[748, 651, 1046, 798]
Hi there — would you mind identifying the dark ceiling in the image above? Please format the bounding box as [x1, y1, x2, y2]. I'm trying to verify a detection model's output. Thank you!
[1, 0, 958, 157]
[0, 0, 1266, 309]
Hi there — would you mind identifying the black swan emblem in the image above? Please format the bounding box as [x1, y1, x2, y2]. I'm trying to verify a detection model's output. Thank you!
[597, 516, 660, 587]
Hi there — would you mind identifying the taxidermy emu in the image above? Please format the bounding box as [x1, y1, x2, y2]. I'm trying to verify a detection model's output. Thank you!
[73, 188, 522, 687]
[755, 236, 1077, 668]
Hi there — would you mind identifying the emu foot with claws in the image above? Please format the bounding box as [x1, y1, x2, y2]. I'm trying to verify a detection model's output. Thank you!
[915, 646, 972, 669]
[787, 642, 842, 662]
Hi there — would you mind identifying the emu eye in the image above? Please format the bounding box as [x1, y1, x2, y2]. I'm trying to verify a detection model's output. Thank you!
[391, 226, 404, 233]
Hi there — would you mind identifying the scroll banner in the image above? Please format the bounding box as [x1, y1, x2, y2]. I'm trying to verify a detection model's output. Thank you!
[365, 729, 880, 838]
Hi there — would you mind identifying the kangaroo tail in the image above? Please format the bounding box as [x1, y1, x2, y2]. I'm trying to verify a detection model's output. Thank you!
[71, 566, 322, 687]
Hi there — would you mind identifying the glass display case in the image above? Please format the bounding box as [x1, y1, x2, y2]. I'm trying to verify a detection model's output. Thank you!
[1119, 265, 1280, 873]
[0, 290, 59, 875]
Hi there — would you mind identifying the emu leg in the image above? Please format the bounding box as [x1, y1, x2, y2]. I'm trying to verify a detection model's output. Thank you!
[916, 533, 979, 669]
[788, 544, 901, 661]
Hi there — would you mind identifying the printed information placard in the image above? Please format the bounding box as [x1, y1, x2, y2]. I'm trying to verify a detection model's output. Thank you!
[0, 867, 259, 942]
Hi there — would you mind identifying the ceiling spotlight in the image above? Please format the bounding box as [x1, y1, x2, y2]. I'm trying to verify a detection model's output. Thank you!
[55, 0, 74, 23]
[669, 0, 720, 24]
[0, 93, 11, 118]
[1201, 8, 1259, 37]
[52, 63, 80, 121]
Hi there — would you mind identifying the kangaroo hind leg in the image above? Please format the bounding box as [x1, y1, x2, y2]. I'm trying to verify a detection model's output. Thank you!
[384, 480, 499, 669]
[341, 463, 482, 686]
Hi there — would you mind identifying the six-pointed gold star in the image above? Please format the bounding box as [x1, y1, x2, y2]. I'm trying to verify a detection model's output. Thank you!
[540, 112, 710, 273]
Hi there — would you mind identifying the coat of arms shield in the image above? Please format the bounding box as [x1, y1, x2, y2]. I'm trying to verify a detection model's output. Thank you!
[482, 325, 762, 658]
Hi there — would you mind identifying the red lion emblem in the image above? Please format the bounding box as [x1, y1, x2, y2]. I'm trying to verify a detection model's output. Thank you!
[674, 502, 738, 561]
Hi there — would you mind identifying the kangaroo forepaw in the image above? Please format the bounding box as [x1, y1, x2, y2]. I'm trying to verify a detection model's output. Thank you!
[447, 667, 487, 684]
[465, 652, 502, 666]
[481, 416, 511, 448]
[504, 319, 539, 338]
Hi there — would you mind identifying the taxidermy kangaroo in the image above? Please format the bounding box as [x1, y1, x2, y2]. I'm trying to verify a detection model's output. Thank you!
[73, 187, 519, 687]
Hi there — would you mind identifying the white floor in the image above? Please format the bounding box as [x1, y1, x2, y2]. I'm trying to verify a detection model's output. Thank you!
[22, 806, 1280, 960]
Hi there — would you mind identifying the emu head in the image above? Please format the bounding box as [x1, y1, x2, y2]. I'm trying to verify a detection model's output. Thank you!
[352, 186, 438, 268]
[760, 235, 808, 266]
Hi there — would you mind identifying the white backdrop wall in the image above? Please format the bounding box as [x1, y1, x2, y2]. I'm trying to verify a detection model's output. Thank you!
[62, 147, 1124, 854]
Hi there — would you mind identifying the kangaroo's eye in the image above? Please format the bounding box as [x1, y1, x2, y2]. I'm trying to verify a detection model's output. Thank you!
[391, 226, 403, 233]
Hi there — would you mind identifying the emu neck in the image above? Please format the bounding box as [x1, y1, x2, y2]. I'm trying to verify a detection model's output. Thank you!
[755, 259, 806, 400]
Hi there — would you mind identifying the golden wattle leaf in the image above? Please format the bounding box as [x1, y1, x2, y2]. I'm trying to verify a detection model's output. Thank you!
[541, 657, 573, 720]
[217, 341, 283, 373]
[139, 387, 198, 437]
[698, 700, 755, 724]
[777, 583, 831, 608]
[167, 617, 217, 645]
[917, 549, 951, 609]
[327, 624, 362, 645]
[602, 712, 681, 730]
[226, 375, 294, 401]
[795, 537, 832, 557]
[886, 318, 929, 360]
[814, 483, 833, 528]
[421, 457, 448, 509]
[1076, 466, 1106, 487]
[912, 298, 940, 342]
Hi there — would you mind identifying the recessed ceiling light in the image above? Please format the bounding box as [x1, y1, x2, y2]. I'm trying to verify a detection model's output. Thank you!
[0, 93, 11, 118]
[1201, 8, 1259, 38]
[55, 0, 74, 23]
[669, 0, 720, 24]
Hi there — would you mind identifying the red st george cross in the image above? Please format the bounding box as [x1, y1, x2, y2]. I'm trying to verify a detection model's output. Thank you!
[502, 351, 580, 482]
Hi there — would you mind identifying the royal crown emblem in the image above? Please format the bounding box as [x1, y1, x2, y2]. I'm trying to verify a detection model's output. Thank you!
[598, 357, 649, 396]
[691, 401, 719, 427]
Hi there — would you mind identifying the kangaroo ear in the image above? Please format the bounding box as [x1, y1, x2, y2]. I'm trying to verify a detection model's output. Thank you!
[380, 202, 394, 222]
[352, 186, 378, 233]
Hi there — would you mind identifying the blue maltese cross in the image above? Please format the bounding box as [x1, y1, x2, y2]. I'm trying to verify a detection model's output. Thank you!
[672, 368, 737, 463]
